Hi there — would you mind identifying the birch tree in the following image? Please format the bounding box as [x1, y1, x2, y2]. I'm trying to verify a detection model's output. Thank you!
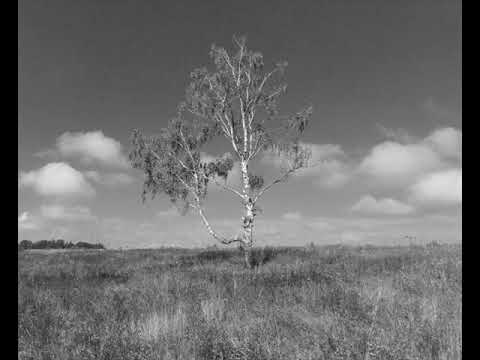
[130, 36, 312, 267]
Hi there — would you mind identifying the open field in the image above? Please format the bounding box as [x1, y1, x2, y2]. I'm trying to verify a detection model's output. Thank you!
[18, 244, 461, 360]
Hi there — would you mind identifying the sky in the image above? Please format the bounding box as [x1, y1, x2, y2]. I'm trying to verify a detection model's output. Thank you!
[18, 0, 462, 248]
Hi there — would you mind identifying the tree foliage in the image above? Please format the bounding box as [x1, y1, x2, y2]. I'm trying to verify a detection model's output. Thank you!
[130, 36, 312, 260]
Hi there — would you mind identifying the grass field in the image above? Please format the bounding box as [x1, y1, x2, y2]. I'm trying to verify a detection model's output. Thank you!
[18, 244, 461, 360]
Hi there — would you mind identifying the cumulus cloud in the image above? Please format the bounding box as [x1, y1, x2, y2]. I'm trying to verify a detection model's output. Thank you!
[56, 131, 129, 168]
[40, 205, 96, 221]
[18, 212, 42, 230]
[311, 159, 351, 188]
[351, 195, 415, 215]
[19, 162, 95, 198]
[424, 127, 462, 160]
[359, 127, 461, 186]
[262, 143, 352, 188]
[301, 144, 351, 187]
[84, 171, 135, 186]
[409, 169, 462, 206]
[359, 141, 442, 184]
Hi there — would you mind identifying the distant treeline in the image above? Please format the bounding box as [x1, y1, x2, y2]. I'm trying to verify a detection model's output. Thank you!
[18, 239, 105, 250]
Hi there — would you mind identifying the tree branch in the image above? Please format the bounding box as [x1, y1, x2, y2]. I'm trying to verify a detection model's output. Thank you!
[248, 134, 265, 161]
[253, 168, 296, 203]
[197, 206, 244, 245]
[222, 50, 236, 77]
[147, 144, 191, 173]
[225, 111, 241, 158]
[254, 68, 279, 105]
[213, 180, 245, 200]
[179, 127, 197, 167]
[240, 97, 249, 159]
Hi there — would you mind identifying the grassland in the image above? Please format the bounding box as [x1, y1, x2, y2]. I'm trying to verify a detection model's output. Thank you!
[18, 244, 461, 360]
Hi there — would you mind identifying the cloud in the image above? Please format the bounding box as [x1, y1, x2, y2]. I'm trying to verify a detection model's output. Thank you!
[84, 171, 135, 186]
[261, 127, 461, 194]
[56, 131, 129, 168]
[351, 195, 414, 215]
[18, 212, 42, 231]
[262, 143, 352, 188]
[297, 144, 352, 188]
[282, 211, 302, 220]
[18, 212, 28, 223]
[409, 169, 462, 206]
[359, 127, 461, 187]
[19, 162, 95, 198]
[204, 143, 351, 191]
[38, 208, 460, 249]
[40, 205, 96, 221]
[311, 159, 351, 188]
[359, 141, 442, 184]
[257, 127, 461, 193]
[265, 143, 344, 170]
[424, 127, 462, 160]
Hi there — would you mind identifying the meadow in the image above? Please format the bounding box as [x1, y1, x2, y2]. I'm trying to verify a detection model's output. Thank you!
[18, 243, 461, 360]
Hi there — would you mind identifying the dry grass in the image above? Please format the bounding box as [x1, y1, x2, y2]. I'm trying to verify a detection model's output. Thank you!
[18, 244, 461, 359]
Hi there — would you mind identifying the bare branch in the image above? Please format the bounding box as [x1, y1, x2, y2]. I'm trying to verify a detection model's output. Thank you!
[224, 111, 242, 158]
[253, 168, 296, 203]
[264, 86, 285, 102]
[254, 68, 280, 104]
[223, 51, 236, 75]
[235, 37, 244, 86]
[249, 134, 265, 160]
[178, 127, 197, 167]
[213, 180, 245, 200]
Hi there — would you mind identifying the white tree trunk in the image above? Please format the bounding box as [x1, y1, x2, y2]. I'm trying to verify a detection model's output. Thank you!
[240, 160, 250, 195]
[240, 160, 255, 267]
